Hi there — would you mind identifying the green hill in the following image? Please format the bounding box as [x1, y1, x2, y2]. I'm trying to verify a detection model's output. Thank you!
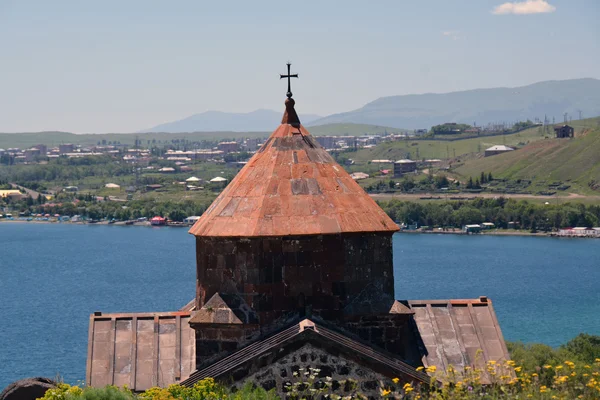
[453, 117, 600, 194]
[0, 123, 400, 149]
[349, 124, 551, 162]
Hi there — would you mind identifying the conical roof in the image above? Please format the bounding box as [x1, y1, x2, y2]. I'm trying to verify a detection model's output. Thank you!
[189, 98, 398, 237]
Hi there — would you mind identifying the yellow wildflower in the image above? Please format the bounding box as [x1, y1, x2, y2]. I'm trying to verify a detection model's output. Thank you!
[514, 366, 522, 372]
[416, 366, 424, 371]
[380, 388, 391, 396]
[543, 365, 553, 369]
[426, 365, 437, 373]
[392, 377, 399, 384]
[532, 373, 538, 377]
[595, 358, 600, 363]
[555, 365, 563, 370]
[540, 385, 548, 393]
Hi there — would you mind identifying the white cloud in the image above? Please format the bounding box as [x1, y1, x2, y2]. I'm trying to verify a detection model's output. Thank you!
[492, 0, 556, 15]
[441, 30, 461, 40]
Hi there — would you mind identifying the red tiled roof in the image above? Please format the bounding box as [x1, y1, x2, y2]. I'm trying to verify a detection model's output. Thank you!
[189, 101, 398, 237]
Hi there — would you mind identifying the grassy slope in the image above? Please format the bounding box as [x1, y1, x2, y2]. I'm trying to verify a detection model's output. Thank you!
[0, 123, 403, 149]
[453, 117, 600, 194]
[349, 125, 550, 162]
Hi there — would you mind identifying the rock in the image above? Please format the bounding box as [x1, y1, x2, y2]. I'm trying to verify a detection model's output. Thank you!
[0, 377, 56, 400]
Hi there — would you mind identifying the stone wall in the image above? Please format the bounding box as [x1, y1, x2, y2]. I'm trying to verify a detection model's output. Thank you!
[236, 343, 395, 399]
[194, 233, 395, 325]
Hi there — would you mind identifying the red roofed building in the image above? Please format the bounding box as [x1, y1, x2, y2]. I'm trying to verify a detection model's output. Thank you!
[150, 216, 166, 226]
[86, 67, 508, 396]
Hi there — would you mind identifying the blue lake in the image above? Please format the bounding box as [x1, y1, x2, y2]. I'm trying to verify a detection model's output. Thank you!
[1, 223, 599, 389]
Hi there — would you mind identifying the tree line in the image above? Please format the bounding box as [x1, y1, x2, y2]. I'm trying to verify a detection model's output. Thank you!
[379, 197, 600, 230]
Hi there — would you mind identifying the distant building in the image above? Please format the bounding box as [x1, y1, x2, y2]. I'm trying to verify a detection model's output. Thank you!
[393, 159, 417, 177]
[554, 124, 574, 138]
[315, 136, 336, 149]
[242, 138, 261, 151]
[184, 216, 201, 225]
[58, 144, 74, 154]
[150, 216, 167, 226]
[484, 145, 514, 157]
[145, 184, 163, 191]
[217, 141, 239, 153]
[350, 172, 369, 180]
[0, 189, 23, 200]
[463, 224, 482, 233]
[24, 148, 41, 162]
[34, 144, 48, 155]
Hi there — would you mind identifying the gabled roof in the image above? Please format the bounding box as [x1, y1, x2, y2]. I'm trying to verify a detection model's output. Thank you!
[86, 311, 195, 391]
[181, 319, 430, 387]
[189, 293, 258, 326]
[189, 99, 398, 237]
[409, 297, 510, 383]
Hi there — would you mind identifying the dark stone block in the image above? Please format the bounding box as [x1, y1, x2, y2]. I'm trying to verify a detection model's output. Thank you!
[225, 254, 236, 269]
[261, 379, 277, 391]
[317, 365, 333, 378]
[221, 341, 238, 352]
[337, 365, 350, 375]
[362, 380, 378, 391]
[232, 367, 248, 381]
[197, 340, 220, 356]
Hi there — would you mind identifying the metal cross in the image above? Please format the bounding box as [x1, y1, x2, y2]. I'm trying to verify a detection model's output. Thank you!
[280, 62, 298, 98]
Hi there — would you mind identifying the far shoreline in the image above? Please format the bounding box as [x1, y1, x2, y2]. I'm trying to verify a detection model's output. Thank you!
[2, 219, 588, 238]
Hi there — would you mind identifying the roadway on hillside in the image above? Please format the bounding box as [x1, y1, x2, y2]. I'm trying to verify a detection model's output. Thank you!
[10, 183, 42, 200]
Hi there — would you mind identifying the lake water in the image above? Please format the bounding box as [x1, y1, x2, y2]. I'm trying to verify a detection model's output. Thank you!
[1, 223, 599, 389]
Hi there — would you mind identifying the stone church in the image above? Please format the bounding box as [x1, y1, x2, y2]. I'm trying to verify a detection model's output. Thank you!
[86, 70, 509, 397]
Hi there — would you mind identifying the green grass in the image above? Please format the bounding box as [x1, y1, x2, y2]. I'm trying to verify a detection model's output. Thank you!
[348, 124, 553, 162]
[453, 117, 600, 195]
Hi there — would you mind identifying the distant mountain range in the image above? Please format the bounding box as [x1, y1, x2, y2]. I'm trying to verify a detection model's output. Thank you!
[308, 78, 600, 129]
[142, 109, 322, 133]
[141, 78, 600, 133]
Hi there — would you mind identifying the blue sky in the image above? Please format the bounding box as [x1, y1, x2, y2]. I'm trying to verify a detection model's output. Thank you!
[1, 0, 598, 133]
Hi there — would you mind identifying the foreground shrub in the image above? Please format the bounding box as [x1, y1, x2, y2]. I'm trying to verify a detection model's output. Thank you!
[40, 383, 135, 399]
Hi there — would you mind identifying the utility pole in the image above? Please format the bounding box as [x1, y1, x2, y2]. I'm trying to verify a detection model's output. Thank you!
[577, 110, 582, 120]
[563, 113, 568, 123]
